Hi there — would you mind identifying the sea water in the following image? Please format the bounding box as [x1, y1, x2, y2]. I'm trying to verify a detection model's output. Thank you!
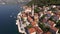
[0, 4, 22, 34]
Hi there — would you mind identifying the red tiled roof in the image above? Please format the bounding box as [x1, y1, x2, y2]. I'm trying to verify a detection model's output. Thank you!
[31, 21, 36, 26]
[56, 12, 60, 15]
[42, 18, 47, 23]
[34, 26, 43, 33]
[44, 31, 51, 34]
[34, 13, 38, 16]
[49, 22, 55, 26]
[34, 13, 39, 22]
[28, 16, 33, 22]
[28, 28, 36, 33]
[48, 20, 55, 26]
[34, 16, 38, 20]
[50, 26, 58, 32]
[47, 11, 52, 14]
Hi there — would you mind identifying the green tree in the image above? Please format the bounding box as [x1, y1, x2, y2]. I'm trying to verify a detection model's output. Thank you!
[55, 20, 60, 28]
[48, 16, 56, 22]
[44, 26, 50, 32]
[27, 0, 60, 6]
[34, 7, 40, 13]
[38, 22, 50, 32]
[26, 24, 32, 28]
[58, 28, 60, 33]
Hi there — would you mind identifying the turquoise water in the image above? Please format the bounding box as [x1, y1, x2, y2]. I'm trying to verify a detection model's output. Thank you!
[0, 5, 22, 34]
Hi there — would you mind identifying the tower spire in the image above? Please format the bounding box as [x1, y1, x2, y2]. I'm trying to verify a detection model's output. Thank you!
[32, 4, 34, 16]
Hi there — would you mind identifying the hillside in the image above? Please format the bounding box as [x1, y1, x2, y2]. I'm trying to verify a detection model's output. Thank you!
[27, 0, 60, 6]
[0, 0, 31, 5]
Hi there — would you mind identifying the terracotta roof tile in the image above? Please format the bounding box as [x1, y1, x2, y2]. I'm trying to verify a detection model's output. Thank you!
[31, 21, 36, 26]
[44, 31, 51, 34]
[28, 28, 36, 33]
[42, 18, 47, 23]
[34, 26, 43, 33]
[48, 20, 55, 26]
[28, 16, 33, 22]
[34, 13, 39, 22]
[50, 26, 58, 32]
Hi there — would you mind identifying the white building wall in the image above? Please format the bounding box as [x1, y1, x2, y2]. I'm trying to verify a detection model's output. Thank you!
[31, 32, 36, 34]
